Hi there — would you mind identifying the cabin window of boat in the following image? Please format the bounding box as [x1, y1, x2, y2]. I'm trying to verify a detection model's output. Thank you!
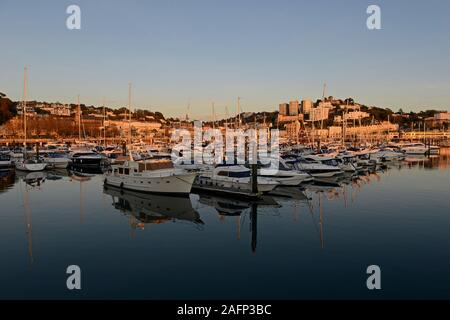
[124, 168, 129, 175]
[229, 171, 250, 178]
[218, 171, 229, 177]
[119, 168, 123, 174]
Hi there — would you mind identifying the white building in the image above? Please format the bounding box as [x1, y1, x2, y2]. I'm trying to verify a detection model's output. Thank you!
[345, 111, 370, 120]
[107, 120, 162, 135]
[301, 99, 312, 114]
[35, 103, 71, 116]
[434, 112, 450, 121]
[309, 106, 329, 122]
[16, 104, 36, 116]
[335, 111, 370, 122]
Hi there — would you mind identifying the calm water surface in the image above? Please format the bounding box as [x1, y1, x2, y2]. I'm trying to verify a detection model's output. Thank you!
[1, 151, 450, 299]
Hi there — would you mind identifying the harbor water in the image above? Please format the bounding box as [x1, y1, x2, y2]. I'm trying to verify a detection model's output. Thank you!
[0, 150, 449, 299]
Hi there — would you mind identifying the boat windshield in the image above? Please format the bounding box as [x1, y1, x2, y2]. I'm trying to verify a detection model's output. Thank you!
[217, 170, 250, 178]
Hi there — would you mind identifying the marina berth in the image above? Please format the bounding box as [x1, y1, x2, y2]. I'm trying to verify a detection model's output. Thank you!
[104, 159, 197, 195]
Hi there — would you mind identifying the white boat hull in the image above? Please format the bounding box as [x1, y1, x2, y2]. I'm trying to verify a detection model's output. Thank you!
[43, 158, 70, 169]
[0, 160, 12, 167]
[263, 174, 311, 186]
[196, 175, 278, 193]
[294, 164, 342, 177]
[401, 147, 428, 155]
[15, 161, 47, 171]
[104, 172, 196, 195]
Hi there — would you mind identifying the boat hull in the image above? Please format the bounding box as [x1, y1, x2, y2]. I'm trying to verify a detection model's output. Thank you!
[0, 160, 12, 168]
[44, 158, 71, 169]
[15, 161, 47, 171]
[104, 172, 196, 195]
[195, 175, 277, 193]
[401, 147, 428, 155]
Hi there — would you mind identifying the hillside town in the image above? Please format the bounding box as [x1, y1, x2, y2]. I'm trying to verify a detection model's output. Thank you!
[1, 91, 449, 146]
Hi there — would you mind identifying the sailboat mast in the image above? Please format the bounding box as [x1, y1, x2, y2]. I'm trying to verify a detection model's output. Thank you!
[321, 82, 326, 132]
[77, 95, 81, 141]
[237, 97, 241, 127]
[23, 67, 27, 146]
[225, 105, 229, 129]
[128, 82, 132, 148]
[212, 101, 215, 130]
[103, 97, 106, 146]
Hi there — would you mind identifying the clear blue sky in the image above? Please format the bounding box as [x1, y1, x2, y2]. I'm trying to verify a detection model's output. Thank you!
[1, 0, 449, 119]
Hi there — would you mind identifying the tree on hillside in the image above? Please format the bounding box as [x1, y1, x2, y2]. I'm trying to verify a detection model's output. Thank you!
[0, 95, 16, 125]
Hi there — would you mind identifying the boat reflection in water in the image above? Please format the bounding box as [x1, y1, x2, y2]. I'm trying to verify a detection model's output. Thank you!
[197, 192, 281, 253]
[104, 186, 204, 229]
[15, 170, 47, 188]
[0, 168, 15, 193]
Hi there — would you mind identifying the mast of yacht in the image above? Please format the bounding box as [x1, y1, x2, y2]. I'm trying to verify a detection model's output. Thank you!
[212, 101, 215, 130]
[237, 97, 241, 128]
[128, 83, 133, 160]
[342, 101, 348, 147]
[103, 97, 106, 147]
[225, 105, 229, 130]
[321, 82, 326, 132]
[77, 95, 81, 142]
[186, 99, 191, 122]
[22, 67, 28, 152]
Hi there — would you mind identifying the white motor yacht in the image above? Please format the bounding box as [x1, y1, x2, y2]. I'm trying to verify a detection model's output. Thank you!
[400, 143, 428, 155]
[104, 159, 196, 195]
[289, 156, 344, 177]
[41, 152, 71, 169]
[195, 165, 279, 193]
[257, 158, 313, 186]
[15, 156, 47, 171]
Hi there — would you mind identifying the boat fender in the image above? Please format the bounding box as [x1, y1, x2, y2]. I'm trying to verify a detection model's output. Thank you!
[120, 182, 124, 189]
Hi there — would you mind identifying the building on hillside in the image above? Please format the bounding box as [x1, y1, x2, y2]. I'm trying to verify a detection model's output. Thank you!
[425, 112, 450, 129]
[36, 103, 71, 116]
[309, 106, 329, 122]
[288, 101, 300, 116]
[335, 111, 370, 123]
[279, 103, 289, 116]
[285, 120, 301, 139]
[16, 104, 36, 116]
[107, 120, 162, 136]
[301, 99, 312, 114]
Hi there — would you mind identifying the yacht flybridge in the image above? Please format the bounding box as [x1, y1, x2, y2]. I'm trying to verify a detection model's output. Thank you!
[104, 159, 197, 195]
